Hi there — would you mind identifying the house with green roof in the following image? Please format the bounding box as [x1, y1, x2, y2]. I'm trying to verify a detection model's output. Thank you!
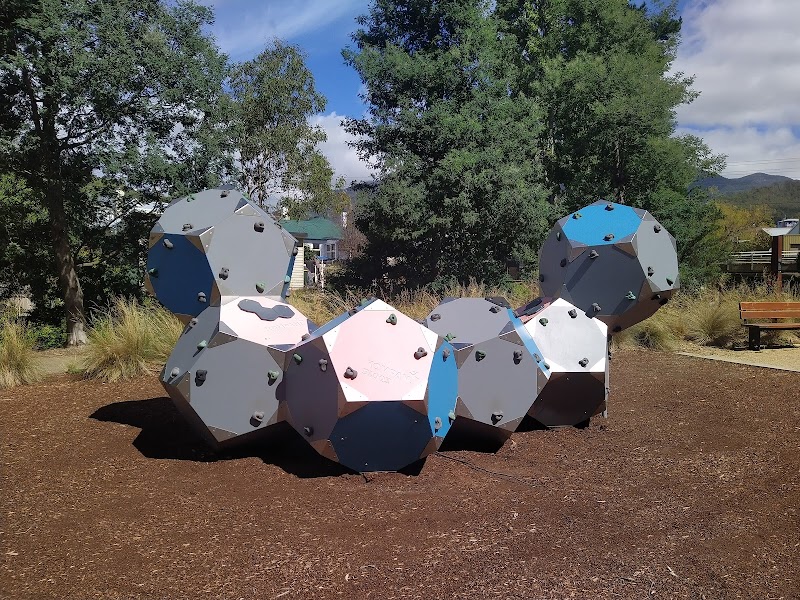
[281, 216, 345, 261]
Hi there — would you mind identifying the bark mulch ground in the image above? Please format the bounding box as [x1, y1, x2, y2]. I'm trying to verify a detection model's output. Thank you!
[1, 350, 798, 600]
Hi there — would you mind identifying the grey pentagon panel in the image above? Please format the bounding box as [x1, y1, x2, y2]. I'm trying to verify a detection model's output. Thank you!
[283, 299, 458, 472]
[538, 199, 679, 332]
[425, 297, 549, 446]
[521, 297, 608, 427]
[155, 187, 246, 234]
[160, 297, 313, 447]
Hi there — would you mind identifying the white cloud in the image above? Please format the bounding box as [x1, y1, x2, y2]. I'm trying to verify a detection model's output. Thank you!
[311, 112, 377, 185]
[674, 0, 800, 178]
[206, 0, 364, 59]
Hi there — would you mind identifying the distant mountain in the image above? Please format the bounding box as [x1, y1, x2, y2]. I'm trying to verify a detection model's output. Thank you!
[715, 179, 800, 221]
[691, 172, 797, 196]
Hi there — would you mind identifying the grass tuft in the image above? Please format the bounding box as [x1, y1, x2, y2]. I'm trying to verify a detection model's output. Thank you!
[684, 299, 741, 347]
[82, 298, 184, 382]
[0, 319, 42, 388]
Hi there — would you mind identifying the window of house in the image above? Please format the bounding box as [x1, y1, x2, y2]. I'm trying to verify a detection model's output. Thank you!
[326, 241, 337, 260]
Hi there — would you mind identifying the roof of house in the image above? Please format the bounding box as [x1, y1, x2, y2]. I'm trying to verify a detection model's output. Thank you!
[281, 216, 344, 241]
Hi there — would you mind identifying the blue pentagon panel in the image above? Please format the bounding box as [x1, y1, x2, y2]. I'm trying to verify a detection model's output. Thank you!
[329, 402, 432, 472]
[156, 188, 244, 234]
[146, 234, 215, 320]
[204, 211, 295, 299]
[559, 201, 641, 247]
[426, 341, 458, 440]
[513, 315, 551, 378]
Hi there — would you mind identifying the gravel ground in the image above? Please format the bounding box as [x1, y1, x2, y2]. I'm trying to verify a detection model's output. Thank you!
[1, 349, 798, 600]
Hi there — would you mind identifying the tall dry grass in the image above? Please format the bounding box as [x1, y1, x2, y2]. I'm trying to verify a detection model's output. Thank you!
[82, 298, 184, 381]
[0, 319, 42, 388]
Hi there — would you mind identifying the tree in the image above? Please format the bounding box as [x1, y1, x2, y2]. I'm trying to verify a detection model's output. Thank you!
[343, 0, 553, 287]
[229, 41, 346, 219]
[715, 202, 773, 252]
[0, 0, 232, 344]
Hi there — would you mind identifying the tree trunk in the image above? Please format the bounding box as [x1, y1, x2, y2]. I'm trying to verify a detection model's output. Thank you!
[47, 183, 87, 346]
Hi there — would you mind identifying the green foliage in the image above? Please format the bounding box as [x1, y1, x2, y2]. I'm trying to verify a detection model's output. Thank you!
[28, 322, 67, 350]
[229, 41, 344, 218]
[0, 318, 41, 388]
[720, 180, 800, 221]
[82, 298, 184, 382]
[344, 0, 726, 290]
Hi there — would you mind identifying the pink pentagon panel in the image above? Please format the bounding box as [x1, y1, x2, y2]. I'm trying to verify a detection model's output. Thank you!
[219, 296, 312, 347]
[325, 303, 437, 402]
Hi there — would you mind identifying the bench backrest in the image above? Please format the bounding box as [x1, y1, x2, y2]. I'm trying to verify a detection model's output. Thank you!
[739, 301, 800, 320]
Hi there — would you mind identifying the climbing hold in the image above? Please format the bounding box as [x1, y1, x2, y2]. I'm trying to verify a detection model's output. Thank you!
[303, 426, 314, 436]
[189, 318, 198, 327]
[491, 411, 503, 424]
[293, 353, 303, 365]
[543, 362, 550, 370]
[539, 274, 545, 282]
[182, 223, 193, 232]
[430, 313, 441, 322]
[386, 313, 397, 325]
[434, 417, 442, 431]
[625, 291, 636, 300]
[251, 412, 264, 424]
[220, 189, 229, 197]
[195, 369, 207, 384]
[218, 267, 229, 280]
[666, 277, 674, 286]
[148, 268, 158, 278]
[560, 258, 567, 267]
[170, 367, 180, 378]
[414, 347, 428, 360]
[489, 305, 501, 313]
[196, 340, 207, 350]
[254, 221, 265, 233]
[604, 233, 614, 241]
[568, 308, 577, 318]
[301, 333, 310, 341]
[292, 247, 299, 255]
[533, 353, 541, 362]
[591, 303, 601, 313]
[589, 250, 599, 259]
[605, 203, 614, 211]
[442, 348, 451, 360]
[344, 367, 357, 379]
[197, 292, 206, 303]
[539, 318, 548, 326]
[448, 410, 456, 423]
[573, 212, 582, 219]
[444, 333, 456, 342]
[613, 325, 622, 333]
[556, 231, 562, 241]
[647, 266, 654, 276]
[267, 370, 279, 384]
[318, 359, 328, 372]
[652, 294, 661, 301]
[255, 282, 265, 293]
[348, 307, 359, 316]
[163, 238, 173, 249]
[579, 358, 589, 368]
[654, 224, 662, 233]
[475, 350, 486, 361]
[513, 350, 523, 363]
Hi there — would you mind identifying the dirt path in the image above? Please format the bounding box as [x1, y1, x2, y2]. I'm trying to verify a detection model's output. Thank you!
[679, 345, 800, 372]
[1, 350, 798, 599]
[33, 347, 87, 377]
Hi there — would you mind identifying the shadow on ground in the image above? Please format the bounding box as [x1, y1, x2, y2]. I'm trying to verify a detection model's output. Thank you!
[90, 397, 351, 478]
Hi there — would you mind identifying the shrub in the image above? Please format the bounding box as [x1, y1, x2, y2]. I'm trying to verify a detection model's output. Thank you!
[29, 322, 67, 349]
[615, 312, 678, 351]
[684, 299, 741, 347]
[82, 298, 183, 381]
[0, 319, 42, 388]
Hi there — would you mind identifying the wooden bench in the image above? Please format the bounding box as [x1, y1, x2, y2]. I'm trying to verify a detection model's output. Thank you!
[739, 302, 800, 350]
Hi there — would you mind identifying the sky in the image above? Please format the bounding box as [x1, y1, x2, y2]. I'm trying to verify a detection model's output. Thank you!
[201, 0, 800, 183]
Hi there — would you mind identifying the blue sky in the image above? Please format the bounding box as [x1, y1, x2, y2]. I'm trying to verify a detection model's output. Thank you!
[201, 0, 800, 183]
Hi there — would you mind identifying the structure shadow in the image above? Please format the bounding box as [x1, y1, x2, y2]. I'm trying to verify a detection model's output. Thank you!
[90, 397, 351, 478]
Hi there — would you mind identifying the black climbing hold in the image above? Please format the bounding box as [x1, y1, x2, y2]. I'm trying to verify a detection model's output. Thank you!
[219, 267, 229, 280]
[292, 247, 299, 255]
[604, 233, 614, 241]
[589, 250, 599, 259]
[579, 357, 589, 367]
[163, 238, 173, 249]
[254, 221, 265, 232]
[543, 362, 550, 370]
[539, 318, 548, 326]
[442, 348, 451, 360]
[652, 294, 661, 301]
[568, 308, 577, 318]
[303, 426, 313, 436]
[647, 266, 654, 276]
[293, 353, 303, 365]
[556, 231, 562, 241]
[195, 370, 207, 385]
[491, 411, 503, 424]
[613, 325, 622, 333]
[434, 417, 442, 431]
[251, 411, 265, 424]
[533, 353, 541, 362]
[301, 333, 310, 341]
[475, 350, 486, 361]
[348, 307, 359, 316]
[605, 203, 614, 211]
[539, 274, 545, 282]
[560, 258, 567, 267]
[220, 189, 229, 197]
[318, 359, 328, 372]
[255, 282, 265, 293]
[659, 298, 669, 306]
[489, 305, 501, 313]
[666, 277, 674, 286]
[148, 268, 158, 278]
[592, 303, 601, 312]
[573, 212, 582, 219]
[414, 347, 428, 360]
[182, 223, 193, 232]
[267, 370, 279, 384]
[654, 224, 662, 233]
[430, 313, 441, 322]
[169, 367, 180, 378]
[197, 292, 207, 303]
[386, 313, 397, 325]
[344, 367, 357, 379]
[513, 350, 523, 363]
[625, 291, 636, 300]
[189, 318, 198, 327]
